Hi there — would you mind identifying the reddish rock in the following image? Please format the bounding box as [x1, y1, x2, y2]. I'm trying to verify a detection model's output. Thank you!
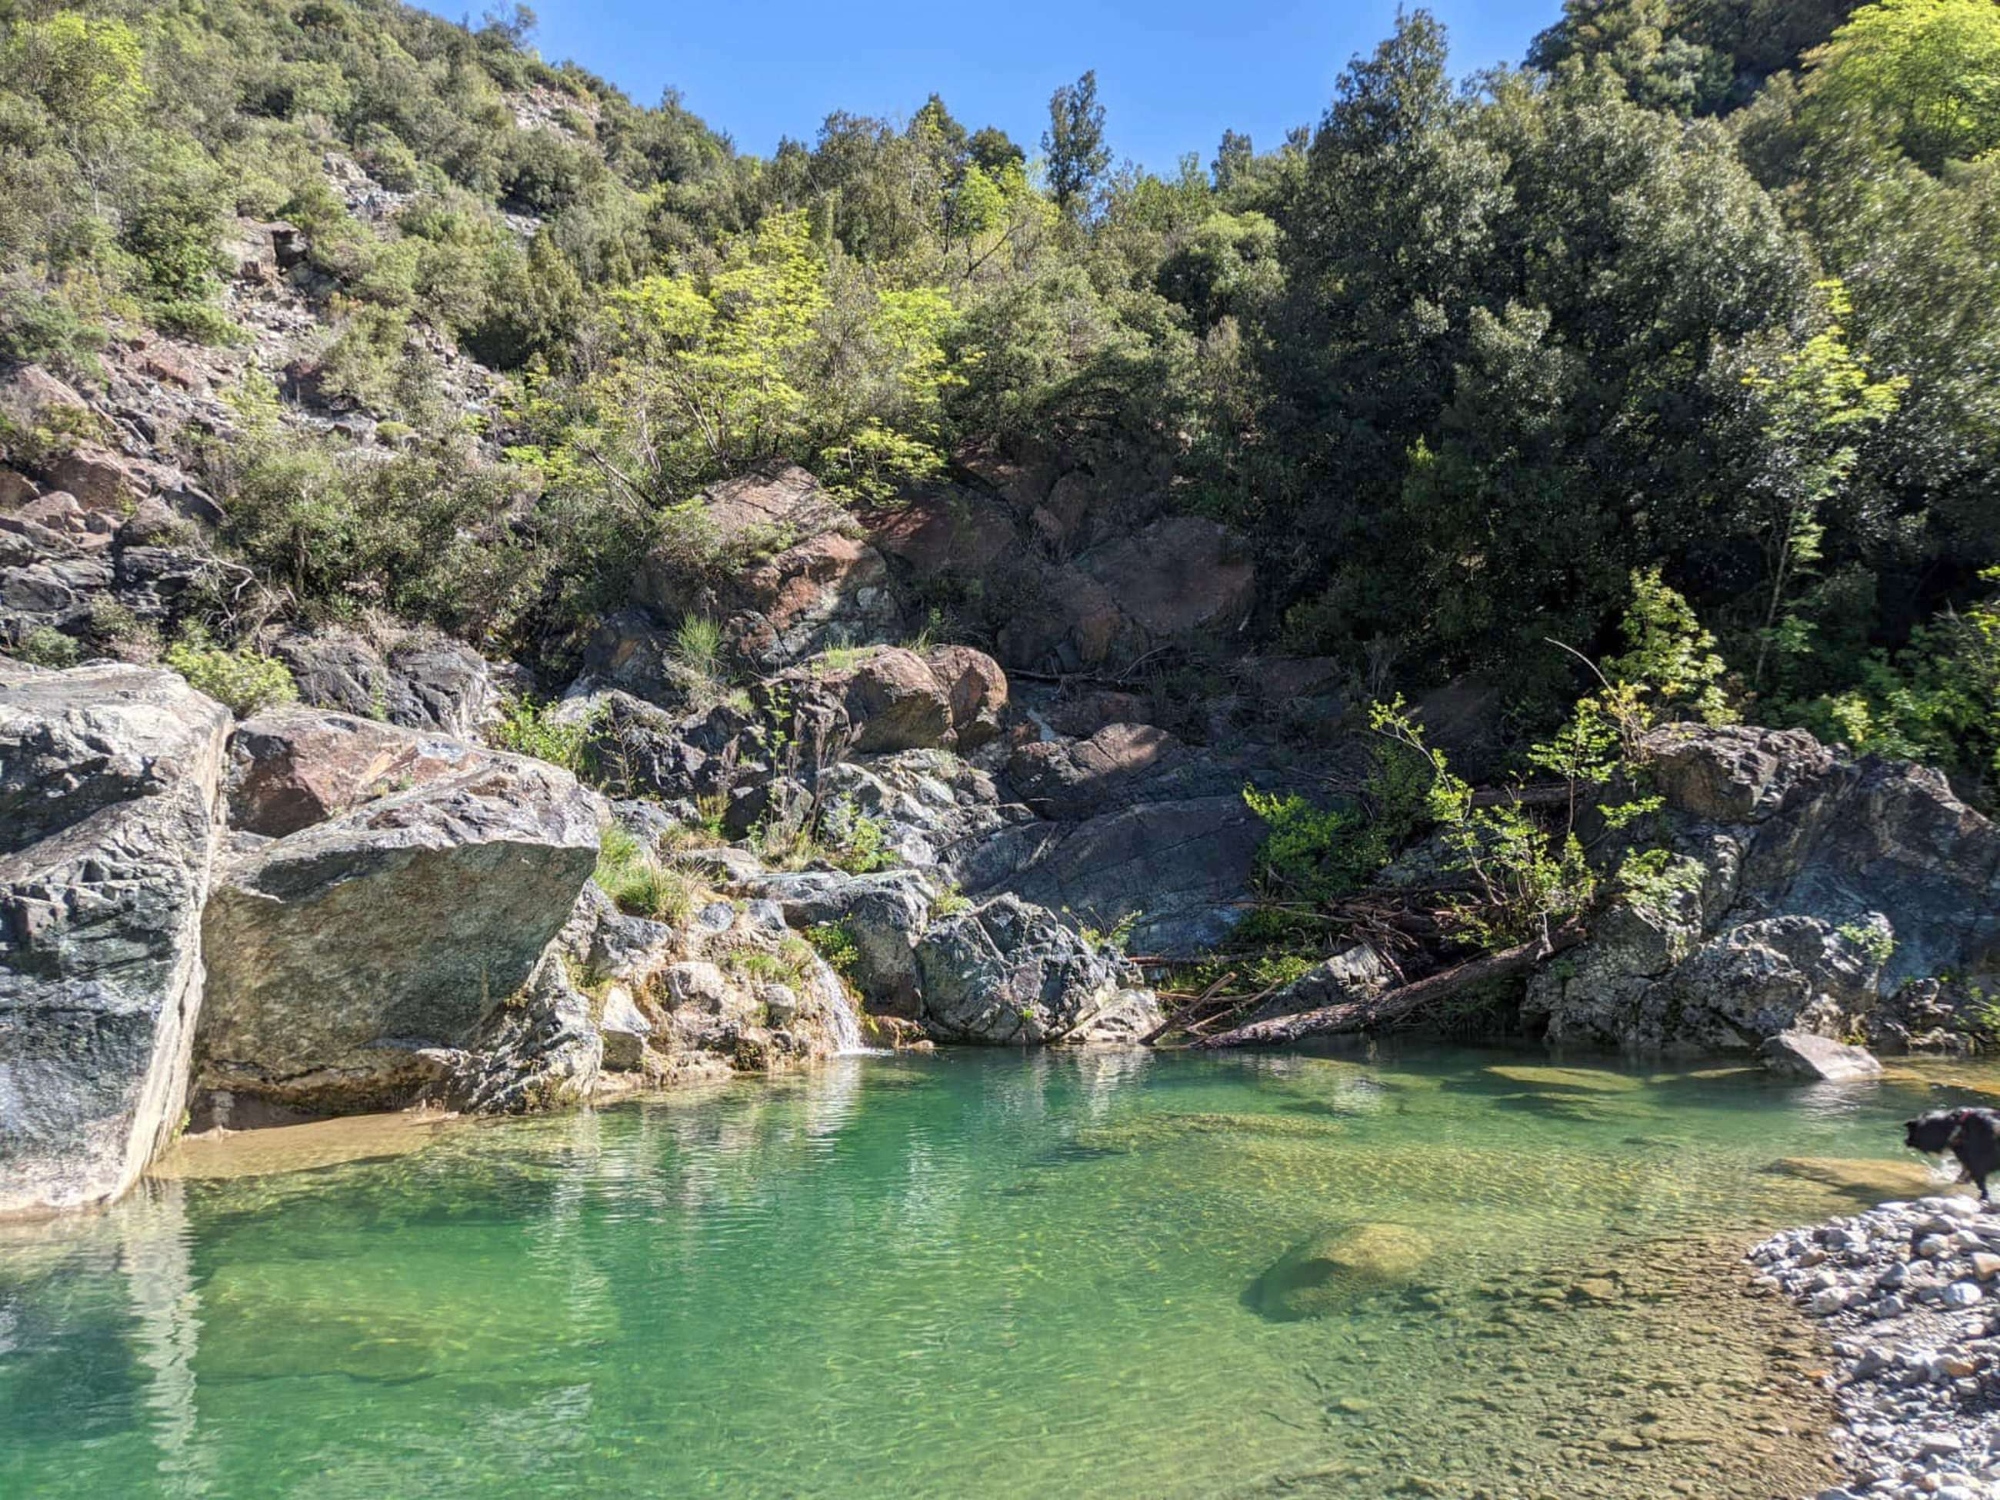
[225, 707, 501, 838]
[922, 645, 1008, 749]
[1078, 516, 1255, 638]
[0, 364, 90, 431]
[9, 492, 86, 534]
[47, 445, 142, 512]
[869, 491, 1018, 577]
[0, 467, 36, 510]
[827, 647, 953, 754]
[136, 344, 205, 393]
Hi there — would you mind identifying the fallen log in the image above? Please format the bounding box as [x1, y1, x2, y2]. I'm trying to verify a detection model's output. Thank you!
[1190, 919, 1587, 1050]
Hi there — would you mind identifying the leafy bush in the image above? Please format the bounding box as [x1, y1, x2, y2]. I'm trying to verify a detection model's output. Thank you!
[163, 630, 297, 716]
[12, 625, 80, 668]
[490, 697, 597, 772]
[820, 798, 894, 874]
[804, 921, 862, 981]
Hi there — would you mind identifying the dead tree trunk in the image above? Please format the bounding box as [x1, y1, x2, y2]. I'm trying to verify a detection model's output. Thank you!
[1190, 919, 1587, 1050]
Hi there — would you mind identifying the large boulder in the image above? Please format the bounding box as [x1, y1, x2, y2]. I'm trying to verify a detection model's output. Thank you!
[1006, 723, 1182, 820]
[1075, 516, 1256, 640]
[1529, 725, 2000, 1051]
[920, 645, 1007, 750]
[0, 663, 231, 1215]
[913, 894, 1159, 1044]
[194, 753, 602, 1117]
[633, 464, 902, 668]
[822, 647, 951, 753]
[1759, 1030, 1883, 1082]
[957, 792, 1268, 958]
[381, 635, 498, 739]
[271, 628, 393, 719]
[784, 645, 1010, 757]
[225, 706, 494, 837]
[270, 629, 499, 739]
[738, 867, 938, 1016]
[867, 488, 1018, 577]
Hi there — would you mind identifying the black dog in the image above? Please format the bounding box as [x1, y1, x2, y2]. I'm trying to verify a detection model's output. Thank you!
[1905, 1108, 2000, 1202]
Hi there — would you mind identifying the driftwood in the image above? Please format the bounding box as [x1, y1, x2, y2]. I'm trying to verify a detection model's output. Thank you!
[1190, 919, 1587, 1050]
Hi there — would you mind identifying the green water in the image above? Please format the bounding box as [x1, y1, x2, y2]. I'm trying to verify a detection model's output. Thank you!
[3, 1045, 1994, 1500]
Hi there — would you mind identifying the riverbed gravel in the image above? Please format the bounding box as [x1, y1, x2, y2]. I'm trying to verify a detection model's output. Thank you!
[1750, 1197, 2000, 1499]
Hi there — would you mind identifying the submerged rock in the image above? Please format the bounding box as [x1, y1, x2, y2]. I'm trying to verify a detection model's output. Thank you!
[1250, 1223, 1435, 1320]
[1764, 1157, 1955, 1203]
[0, 663, 231, 1215]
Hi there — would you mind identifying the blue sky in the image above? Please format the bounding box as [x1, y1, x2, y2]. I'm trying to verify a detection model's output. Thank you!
[436, 1, 1564, 172]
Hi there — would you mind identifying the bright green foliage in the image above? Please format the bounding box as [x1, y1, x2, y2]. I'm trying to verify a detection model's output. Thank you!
[1794, 568, 2000, 805]
[2, 13, 144, 178]
[1242, 726, 1435, 903]
[1799, 0, 2000, 170]
[595, 824, 698, 924]
[819, 798, 894, 874]
[1604, 568, 1735, 726]
[163, 629, 296, 717]
[490, 696, 596, 773]
[1368, 700, 1599, 948]
[804, 922, 862, 982]
[12, 625, 82, 668]
[517, 212, 955, 505]
[1730, 282, 1905, 686]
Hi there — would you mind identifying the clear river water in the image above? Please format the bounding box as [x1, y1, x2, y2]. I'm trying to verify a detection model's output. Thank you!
[5, 1044, 1999, 1500]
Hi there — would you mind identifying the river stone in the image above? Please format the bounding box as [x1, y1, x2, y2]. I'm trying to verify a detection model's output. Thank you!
[598, 983, 651, 1071]
[1759, 1030, 1884, 1082]
[1250, 1223, 1435, 1320]
[194, 754, 602, 1116]
[913, 894, 1158, 1044]
[0, 662, 231, 1215]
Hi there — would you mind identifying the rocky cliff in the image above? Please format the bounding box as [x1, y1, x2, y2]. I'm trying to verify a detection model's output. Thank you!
[1525, 725, 2000, 1055]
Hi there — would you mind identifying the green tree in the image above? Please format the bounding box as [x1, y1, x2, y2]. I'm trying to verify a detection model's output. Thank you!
[1, 13, 145, 205]
[1729, 282, 1905, 686]
[1042, 69, 1110, 215]
[1799, 0, 2000, 171]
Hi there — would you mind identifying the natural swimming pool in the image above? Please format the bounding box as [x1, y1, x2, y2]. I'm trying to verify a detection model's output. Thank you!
[5, 1044, 1995, 1499]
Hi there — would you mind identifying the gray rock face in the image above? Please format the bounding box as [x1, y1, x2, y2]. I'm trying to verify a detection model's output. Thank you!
[271, 629, 500, 739]
[0, 663, 231, 1215]
[1529, 726, 2000, 1051]
[444, 950, 603, 1113]
[194, 754, 602, 1116]
[960, 792, 1267, 958]
[740, 867, 937, 1017]
[914, 894, 1159, 1044]
[1759, 1029, 1883, 1081]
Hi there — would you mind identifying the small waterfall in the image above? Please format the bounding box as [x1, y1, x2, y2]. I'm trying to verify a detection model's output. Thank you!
[807, 952, 878, 1056]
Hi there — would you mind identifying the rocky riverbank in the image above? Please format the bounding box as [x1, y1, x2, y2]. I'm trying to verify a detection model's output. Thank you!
[1751, 1197, 2000, 1499]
